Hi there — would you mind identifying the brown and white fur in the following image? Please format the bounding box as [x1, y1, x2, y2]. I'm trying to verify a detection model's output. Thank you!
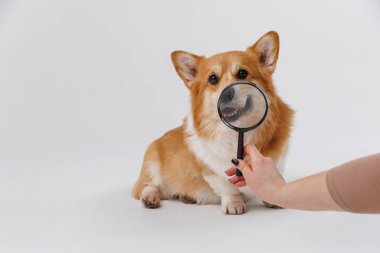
[132, 31, 294, 214]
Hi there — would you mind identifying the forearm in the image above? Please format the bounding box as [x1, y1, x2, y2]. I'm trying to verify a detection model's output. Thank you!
[272, 171, 343, 211]
[229, 144, 380, 213]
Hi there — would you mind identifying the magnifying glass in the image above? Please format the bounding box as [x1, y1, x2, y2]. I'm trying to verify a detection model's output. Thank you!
[217, 81, 268, 176]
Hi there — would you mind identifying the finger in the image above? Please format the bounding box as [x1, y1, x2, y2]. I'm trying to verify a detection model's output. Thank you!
[234, 180, 247, 187]
[228, 175, 245, 184]
[244, 144, 264, 161]
[225, 166, 237, 176]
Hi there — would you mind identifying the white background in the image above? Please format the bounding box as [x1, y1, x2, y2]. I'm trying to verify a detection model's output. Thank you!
[1, 0, 380, 252]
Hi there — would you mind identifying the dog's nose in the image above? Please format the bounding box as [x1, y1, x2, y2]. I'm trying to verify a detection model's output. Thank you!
[220, 87, 235, 104]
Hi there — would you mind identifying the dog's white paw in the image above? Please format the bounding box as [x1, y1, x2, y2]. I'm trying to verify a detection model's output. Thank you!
[222, 195, 246, 215]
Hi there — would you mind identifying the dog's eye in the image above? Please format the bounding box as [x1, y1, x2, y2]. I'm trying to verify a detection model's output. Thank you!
[208, 74, 218, 85]
[237, 69, 248, 79]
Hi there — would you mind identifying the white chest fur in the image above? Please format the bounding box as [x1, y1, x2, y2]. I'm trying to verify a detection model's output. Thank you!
[185, 116, 237, 176]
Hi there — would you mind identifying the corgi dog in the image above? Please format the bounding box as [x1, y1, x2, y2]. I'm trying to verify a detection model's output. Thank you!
[132, 31, 294, 215]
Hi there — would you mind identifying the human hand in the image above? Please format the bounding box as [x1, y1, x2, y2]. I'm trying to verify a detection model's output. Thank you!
[226, 144, 286, 204]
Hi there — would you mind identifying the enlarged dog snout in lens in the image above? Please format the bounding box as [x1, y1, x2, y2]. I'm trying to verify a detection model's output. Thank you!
[218, 82, 268, 129]
[220, 87, 235, 104]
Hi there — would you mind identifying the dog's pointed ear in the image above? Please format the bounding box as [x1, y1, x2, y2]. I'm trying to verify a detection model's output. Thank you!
[171, 51, 203, 88]
[247, 31, 279, 74]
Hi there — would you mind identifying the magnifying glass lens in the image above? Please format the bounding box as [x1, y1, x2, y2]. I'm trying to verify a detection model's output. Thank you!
[218, 83, 267, 130]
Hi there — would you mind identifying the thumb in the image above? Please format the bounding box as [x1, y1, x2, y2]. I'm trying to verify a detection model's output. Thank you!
[235, 159, 252, 175]
[244, 144, 264, 161]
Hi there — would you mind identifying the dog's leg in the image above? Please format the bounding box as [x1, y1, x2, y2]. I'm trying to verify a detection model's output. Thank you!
[203, 174, 246, 215]
[136, 157, 166, 209]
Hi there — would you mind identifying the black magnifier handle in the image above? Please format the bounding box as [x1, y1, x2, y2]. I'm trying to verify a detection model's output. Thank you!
[236, 132, 244, 176]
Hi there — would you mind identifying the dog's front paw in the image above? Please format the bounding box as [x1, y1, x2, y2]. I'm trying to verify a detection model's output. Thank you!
[222, 195, 246, 215]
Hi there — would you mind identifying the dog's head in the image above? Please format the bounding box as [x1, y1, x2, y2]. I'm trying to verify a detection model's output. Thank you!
[171, 31, 281, 140]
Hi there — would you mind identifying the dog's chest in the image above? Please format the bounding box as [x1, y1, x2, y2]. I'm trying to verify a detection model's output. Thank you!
[186, 133, 236, 175]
